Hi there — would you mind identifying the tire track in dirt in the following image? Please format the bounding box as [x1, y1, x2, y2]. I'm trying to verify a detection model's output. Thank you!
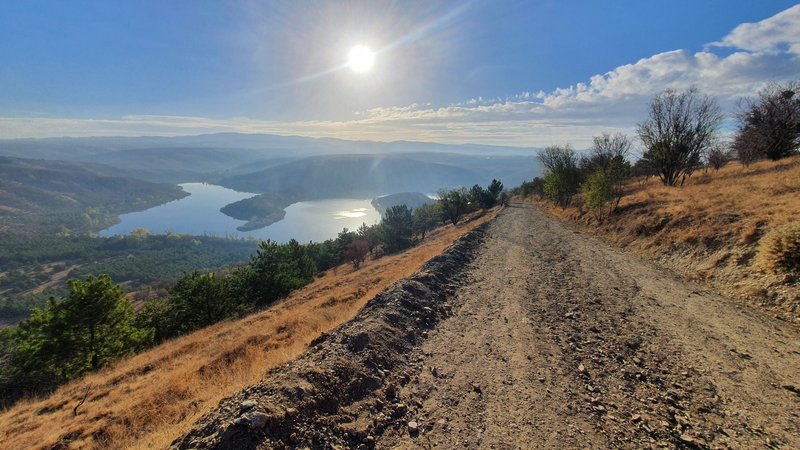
[380, 203, 799, 449]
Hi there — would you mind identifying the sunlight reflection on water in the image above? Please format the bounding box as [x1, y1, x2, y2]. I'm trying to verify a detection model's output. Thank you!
[101, 183, 381, 242]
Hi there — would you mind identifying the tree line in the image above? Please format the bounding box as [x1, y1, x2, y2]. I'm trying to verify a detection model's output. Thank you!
[0, 179, 505, 406]
[517, 81, 800, 217]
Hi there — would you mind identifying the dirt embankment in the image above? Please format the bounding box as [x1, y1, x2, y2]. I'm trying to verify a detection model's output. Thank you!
[173, 222, 489, 449]
[175, 204, 799, 449]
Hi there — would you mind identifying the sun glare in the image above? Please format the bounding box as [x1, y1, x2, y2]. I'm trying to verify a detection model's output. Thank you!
[347, 45, 375, 73]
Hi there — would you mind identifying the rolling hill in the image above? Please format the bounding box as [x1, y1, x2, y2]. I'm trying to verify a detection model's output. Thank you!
[215, 154, 492, 230]
[219, 154, 483, 197]
[0, 157, 187, 233]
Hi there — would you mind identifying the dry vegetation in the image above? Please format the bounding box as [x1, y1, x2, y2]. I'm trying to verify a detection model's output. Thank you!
[530, 155, 800, 323]
[0, 210, 496, 450]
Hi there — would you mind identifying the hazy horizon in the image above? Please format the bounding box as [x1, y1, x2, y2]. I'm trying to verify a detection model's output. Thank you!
[1, 1, 799, 148]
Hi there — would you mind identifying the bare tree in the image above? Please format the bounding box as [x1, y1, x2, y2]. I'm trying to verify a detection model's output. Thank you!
[581, 133, 632, 178]
[732, 135, 762, 167]
[706, 145, 730, 171]
[637, 88, 722, 186]
[734, 81, 800, 161]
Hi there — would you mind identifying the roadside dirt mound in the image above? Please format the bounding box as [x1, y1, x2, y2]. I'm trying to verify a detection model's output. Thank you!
[172, 223, 489, 449]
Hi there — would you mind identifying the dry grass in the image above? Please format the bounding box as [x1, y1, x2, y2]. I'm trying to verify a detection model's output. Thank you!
[530, 155, 800, 322]
[0, 210, 496, 450]
[757, 223, 800, 275]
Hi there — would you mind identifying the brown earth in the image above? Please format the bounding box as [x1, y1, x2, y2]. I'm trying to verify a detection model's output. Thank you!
[175, 203, 800, 449]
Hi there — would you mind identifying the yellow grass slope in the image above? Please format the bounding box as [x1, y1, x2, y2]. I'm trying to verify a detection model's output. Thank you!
[0, 210, 496, 450]
[534, 155, 800, 323]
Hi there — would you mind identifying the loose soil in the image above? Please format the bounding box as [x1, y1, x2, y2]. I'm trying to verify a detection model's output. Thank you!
[175, 203, 800, 449]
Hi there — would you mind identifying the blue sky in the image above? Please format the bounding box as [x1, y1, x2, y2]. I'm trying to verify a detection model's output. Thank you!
[1, 0, 799, 147]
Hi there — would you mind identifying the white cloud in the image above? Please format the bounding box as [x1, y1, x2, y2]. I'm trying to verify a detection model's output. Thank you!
[2, 6, 800, 148]
[710, 4, 800, 55]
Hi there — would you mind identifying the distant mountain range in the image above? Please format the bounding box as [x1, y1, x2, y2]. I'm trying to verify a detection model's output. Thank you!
[0, 133, 540, 184]
[0, 133, 543, 232]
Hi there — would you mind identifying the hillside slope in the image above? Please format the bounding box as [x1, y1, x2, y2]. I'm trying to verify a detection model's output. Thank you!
[0, 157, 187, 233]
[533, 156, 800, 324]
[0, 211, 496, 450]
[219, 154, 482, 197]
[175, 204, 799, 449]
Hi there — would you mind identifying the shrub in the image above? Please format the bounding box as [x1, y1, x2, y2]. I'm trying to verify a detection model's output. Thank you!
[580, 133, 632, 180]
[438, 187, 470, 225]
[581, 132, 633, 210]
[543, 170, 580, 207]
[706, 146, 730, 170]
[538, 145, 581, 207]
[733, 138, 762, 167]
[342, 240, 369, 269]
[581, 170, 615, 220]
[757, 223, 800, 275]
[470, 180, 503, 210]
[515, 177, 545, 197]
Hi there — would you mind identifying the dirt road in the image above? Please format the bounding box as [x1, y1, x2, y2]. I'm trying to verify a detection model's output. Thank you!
[176, 204, 799, 449]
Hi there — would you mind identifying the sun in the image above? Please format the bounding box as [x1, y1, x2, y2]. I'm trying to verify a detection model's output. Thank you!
[347, 45, 375, 73]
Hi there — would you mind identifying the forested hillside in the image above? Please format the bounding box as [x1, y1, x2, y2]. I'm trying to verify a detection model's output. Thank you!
[0, 157, 187, 234]
[219, 154, 482, 196]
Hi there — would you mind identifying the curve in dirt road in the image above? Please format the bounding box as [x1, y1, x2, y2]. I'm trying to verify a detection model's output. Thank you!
[176, 203, 800, 449]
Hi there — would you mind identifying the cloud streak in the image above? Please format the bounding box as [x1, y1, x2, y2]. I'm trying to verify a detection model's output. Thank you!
[2, 5, 800, 148]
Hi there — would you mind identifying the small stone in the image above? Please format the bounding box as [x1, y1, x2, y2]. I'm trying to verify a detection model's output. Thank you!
[633, 357, 643, 365]
[674, 414, 691, 426]
[239, 400, 257, 412]
[578, 363, 586, 373]
[631, 414, 641, 423]
[285, 407, 298, 415]
[234, 416, 248, 426]
[408, 421, 420, 434]
[679, 433, 701, 446]
[247, 412, 269, 429]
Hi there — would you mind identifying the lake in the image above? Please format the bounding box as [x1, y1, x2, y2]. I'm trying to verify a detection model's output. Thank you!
[100, 183, 382, 242]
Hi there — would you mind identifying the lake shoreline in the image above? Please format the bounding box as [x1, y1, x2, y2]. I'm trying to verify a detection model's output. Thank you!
[101, 183, 381, 243]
